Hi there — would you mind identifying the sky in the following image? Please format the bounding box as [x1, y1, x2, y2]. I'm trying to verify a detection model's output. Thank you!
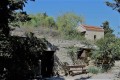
[23, 0, 120, 36]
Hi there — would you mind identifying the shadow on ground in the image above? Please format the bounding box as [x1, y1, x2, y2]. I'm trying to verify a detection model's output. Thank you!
[75, 76, 91, 80]
[45, 76, 65, 80]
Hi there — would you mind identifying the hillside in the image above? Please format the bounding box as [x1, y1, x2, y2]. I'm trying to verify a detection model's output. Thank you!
[11, 26, 95, 72]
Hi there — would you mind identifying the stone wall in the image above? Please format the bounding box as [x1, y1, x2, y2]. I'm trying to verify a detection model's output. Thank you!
[85, 30, 104, 41]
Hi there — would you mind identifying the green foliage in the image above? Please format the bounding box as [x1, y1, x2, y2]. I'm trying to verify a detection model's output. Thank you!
[96, 37, 120, 57]
[91, 36, 120, 71]
[10, 12, 31, 27]
[110, 38, 120, 59]
[88, 66, 99, 74]
[0, 0, 35, 36]
[56, 12, 84, 32]
[91, 50, 100, 60]
[101, 21, 114, 37]
[62, 30, 85, 40]
[56, 12, 85, 40]
[20, 12, 85, 40]
[20, 13, 56, 28]
[45, 16, 55, 27]
[91, 21, 120, 71]
[88, 66, 105, 74]
[106, 0, 120, 13]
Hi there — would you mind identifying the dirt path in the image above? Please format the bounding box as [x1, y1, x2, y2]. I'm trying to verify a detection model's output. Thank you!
[64, 61, 120, 80]
[90, 61, 120, 80]
[47, 61, 120, 80]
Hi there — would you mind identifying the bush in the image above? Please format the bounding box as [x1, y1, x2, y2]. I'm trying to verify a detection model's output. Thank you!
[88, 66, 100, 74]
[61, 30, 85, 40]
[88, 66, 107, 74]
[91, 36, 120, 71]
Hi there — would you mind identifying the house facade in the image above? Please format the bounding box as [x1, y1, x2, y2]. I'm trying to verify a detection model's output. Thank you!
[77, 24, 104, 41]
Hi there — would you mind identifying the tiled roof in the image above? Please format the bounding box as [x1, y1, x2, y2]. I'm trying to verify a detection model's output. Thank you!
[82, 25, 104, 32]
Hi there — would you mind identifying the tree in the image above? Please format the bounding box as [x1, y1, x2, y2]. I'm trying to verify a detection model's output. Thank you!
[0, 0, 50, 79]
[45, 16, 55, 28]
[56, 12, 85, 40]
[34, 13, 48, 27]
[91, 35, 120, 71]
[91, 21, 119, 71]
[0, 0, 26, 36]
[56, 12, 84, 33]
[101, 21, 114, 37]
[106, 0, 120, 13]
[21, 13, 56, 28]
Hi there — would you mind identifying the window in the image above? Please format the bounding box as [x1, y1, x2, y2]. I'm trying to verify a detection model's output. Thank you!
[94, 35, 96, 40]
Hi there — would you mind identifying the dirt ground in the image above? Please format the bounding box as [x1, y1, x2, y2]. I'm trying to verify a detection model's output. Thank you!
[47, 61, 120, 80]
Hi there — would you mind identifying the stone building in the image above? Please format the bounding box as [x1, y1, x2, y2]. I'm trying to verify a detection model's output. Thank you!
[77, 24, 104, 41]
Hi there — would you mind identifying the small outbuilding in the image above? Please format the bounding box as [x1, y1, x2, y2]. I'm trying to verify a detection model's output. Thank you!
[77, 24, 104, 41]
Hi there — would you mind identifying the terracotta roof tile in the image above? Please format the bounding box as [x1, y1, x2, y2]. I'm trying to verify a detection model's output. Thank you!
[82, 25, 104, 31]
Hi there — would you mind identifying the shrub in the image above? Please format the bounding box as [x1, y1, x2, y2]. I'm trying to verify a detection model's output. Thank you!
[88, 66, 99, 74]
[91, 36, 120, 71]
[61, 30, 85, 40]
